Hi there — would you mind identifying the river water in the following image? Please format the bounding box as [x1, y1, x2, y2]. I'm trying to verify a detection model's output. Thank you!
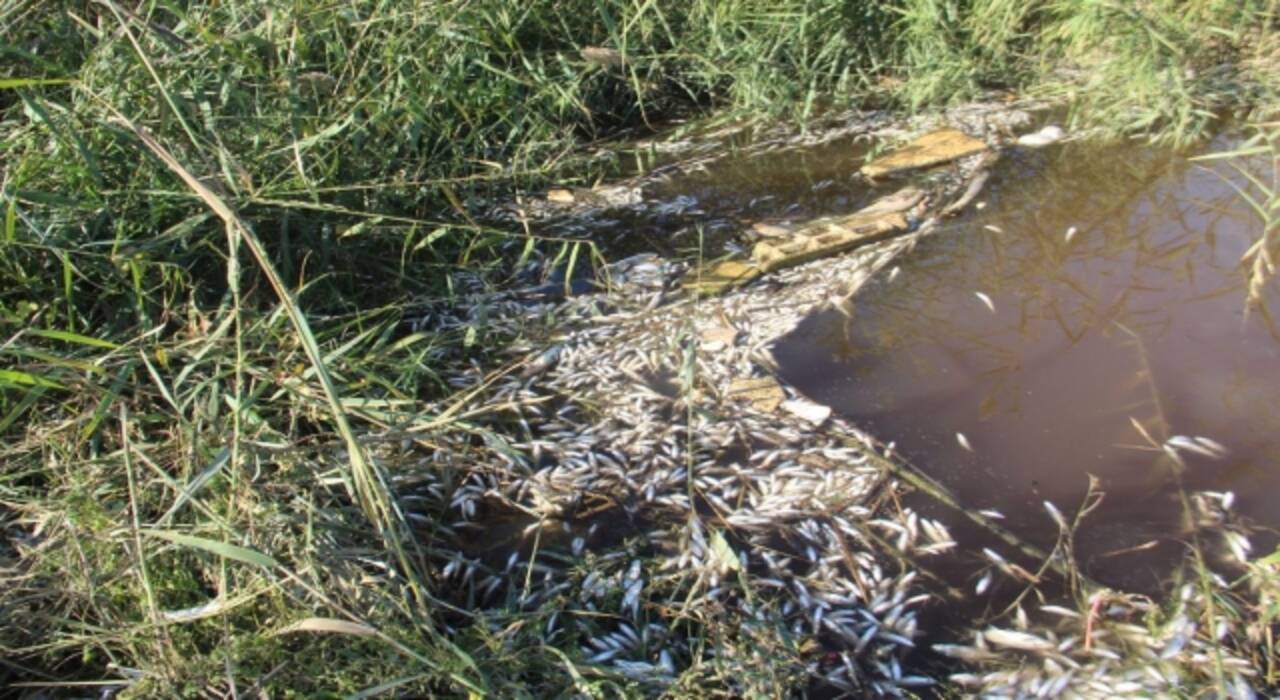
[773, 133, 1279, 594]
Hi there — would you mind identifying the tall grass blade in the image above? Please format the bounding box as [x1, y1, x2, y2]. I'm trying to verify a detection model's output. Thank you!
[145, 530, 278, 570]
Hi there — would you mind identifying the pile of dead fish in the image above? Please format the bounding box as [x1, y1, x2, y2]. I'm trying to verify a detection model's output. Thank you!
[391, 115, 1266, 697]
[401, 233, 940, 696]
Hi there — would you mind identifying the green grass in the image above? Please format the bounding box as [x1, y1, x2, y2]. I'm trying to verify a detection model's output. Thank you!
[2, 0, 1279, 696]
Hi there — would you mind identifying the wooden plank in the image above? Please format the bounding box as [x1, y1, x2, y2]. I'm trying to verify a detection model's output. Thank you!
[861, 129, 987, 178]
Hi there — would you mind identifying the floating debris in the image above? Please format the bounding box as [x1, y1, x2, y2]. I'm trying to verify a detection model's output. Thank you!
[727, 376, 787, 412]
[781, 398, 832, 425]
[684, 259, 762, 296]
[753, 210, 909, 273]
[683, 188, 924, 296]
[861, 128, 989, 178]
[546, 188, 576, 204]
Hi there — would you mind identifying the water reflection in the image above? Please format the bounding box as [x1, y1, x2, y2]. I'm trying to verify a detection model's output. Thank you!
[773, 135, 1280, 592]
[534, 131, 884, 258]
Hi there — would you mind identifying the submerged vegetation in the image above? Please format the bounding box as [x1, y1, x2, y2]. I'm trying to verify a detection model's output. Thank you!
[2, 0, 1279, 696]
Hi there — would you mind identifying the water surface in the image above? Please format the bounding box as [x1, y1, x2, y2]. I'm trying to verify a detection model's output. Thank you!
[773, 135, 1280, 592]
[533, 130, 884, 259]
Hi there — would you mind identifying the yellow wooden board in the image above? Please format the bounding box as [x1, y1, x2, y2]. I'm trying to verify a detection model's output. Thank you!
[861, 128, 987, 178]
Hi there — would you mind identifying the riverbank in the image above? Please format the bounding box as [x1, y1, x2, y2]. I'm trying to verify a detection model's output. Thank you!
[3, 2, 1280, 696]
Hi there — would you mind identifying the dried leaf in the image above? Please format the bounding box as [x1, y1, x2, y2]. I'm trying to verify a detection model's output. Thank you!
[273, 617, 377, 637]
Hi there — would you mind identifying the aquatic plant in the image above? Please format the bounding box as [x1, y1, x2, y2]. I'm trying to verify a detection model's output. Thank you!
[1194, 119, 1280, 312]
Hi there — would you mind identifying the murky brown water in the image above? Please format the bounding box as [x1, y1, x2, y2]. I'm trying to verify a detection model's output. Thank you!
[774, 134, 1280, 593]
[531, 129, 885, 260]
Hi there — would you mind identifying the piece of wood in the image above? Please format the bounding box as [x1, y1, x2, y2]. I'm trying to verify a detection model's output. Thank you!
[750, 188, 922, 273]
[726, 376, 786, 412]
[683, 259, 763, 296]
[683, 188, 923, 296]
[861, 128, 988, 178]
[546, 188, 575, 203]
[753, 213, 908, 273]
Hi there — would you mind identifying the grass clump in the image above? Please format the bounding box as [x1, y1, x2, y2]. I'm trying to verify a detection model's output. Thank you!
[1, 0, 1279, 696]
[883, 0, 1280, 143]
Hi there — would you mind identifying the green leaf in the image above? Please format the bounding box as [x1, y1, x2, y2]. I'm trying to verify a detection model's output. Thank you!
[270, 114, 354, 155]
[564, 241, 582, 297]
[340, 215, 385, 239]
[0, 369, 65, 389]
[409, 226, 451, 254]
[346, 674, 432, 700]
[26, 328, 121, 350]
[3, 197, 14, 242]
[146, 530, 278, 569]
[709, 530, 741, 573]
[12, 189, 87, 208]
[0, 77, 73, 89]
[158, 448, 231, 525]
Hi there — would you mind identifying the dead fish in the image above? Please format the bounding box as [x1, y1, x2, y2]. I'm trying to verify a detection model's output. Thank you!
[1016, 125, 1065, 148]
[974, 291, 996, 313]
[1194, 435, 1229, 457]
[751, 221, 793, 238]
[1040, 605, 1083, 619]
[1224, 531, 1252, 563]
[522, 345, 563, 378]
[1166, 435, 1228, 459]
[956, 432, 974, 452]
[1043, 501, 1068, 531]
[933, 643, 1000, 662]
[983, 627, 1055, 652]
